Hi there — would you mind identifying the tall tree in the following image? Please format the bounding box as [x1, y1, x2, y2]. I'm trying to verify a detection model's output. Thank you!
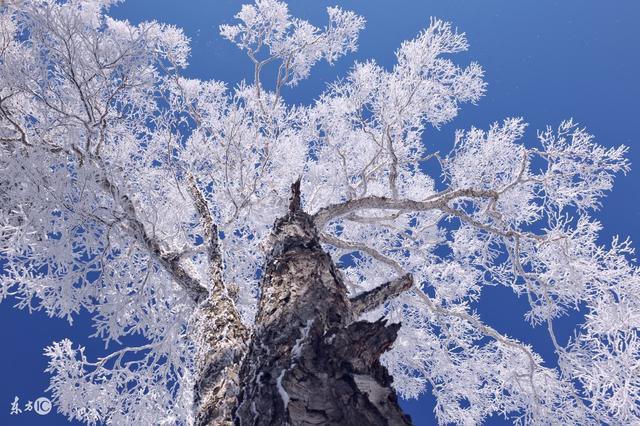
[1, 0, 638, 424]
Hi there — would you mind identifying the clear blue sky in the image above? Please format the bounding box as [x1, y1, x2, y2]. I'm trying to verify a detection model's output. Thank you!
[2, 1, 639, 424]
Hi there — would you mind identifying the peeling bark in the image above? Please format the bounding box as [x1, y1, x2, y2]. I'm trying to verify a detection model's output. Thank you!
[234, 181, 411, 425]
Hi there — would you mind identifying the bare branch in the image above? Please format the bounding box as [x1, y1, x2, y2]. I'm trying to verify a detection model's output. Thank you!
[350, 273, 413, 317]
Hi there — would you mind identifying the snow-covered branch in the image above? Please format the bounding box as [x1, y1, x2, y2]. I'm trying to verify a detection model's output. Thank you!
[1, 0, 638, 424]
[313, 188, 498, 228]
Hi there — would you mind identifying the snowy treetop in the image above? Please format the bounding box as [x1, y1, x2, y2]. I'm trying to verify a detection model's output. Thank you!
[0, 1, 638, 424]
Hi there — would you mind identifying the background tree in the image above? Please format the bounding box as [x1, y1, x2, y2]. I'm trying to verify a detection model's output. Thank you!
[1, 0, 639, 424]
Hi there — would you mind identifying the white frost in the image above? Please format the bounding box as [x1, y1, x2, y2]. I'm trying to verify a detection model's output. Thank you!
[276, 369, 290, 409]
[2, 1, 637, 425]
[291, 319, 314, 359]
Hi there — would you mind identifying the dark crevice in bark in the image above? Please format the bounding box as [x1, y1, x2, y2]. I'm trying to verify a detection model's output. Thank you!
[233, 184, 411, 425]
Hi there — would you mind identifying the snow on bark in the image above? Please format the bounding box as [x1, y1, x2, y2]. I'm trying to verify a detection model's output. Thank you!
[188, 176, 249, 426]
[192, 293, 248, 426]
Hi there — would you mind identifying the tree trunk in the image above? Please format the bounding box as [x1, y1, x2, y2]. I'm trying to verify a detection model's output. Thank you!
[233, 181, 411, 425]
[188, 177, 249, 426]
[192, 289, 248, 426]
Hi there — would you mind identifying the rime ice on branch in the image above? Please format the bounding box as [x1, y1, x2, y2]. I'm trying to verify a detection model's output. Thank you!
[1, 0, 638, 425]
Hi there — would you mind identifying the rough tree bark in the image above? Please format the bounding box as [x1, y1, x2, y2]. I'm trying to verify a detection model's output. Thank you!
[188, 177, 249, 426]
[190, 179, 411, 425]
[232, 180, 412, 425]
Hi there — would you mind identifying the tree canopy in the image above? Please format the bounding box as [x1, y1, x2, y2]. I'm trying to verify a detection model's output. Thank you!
[0, 0, 638, 424]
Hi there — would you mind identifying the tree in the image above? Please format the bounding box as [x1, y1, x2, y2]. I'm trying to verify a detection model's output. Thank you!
[1, 0, 638, 424]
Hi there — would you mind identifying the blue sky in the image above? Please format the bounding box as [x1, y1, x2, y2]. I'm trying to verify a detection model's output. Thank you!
[2, 1, 639, 425]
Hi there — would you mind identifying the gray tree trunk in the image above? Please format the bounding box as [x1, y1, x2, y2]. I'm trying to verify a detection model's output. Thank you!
[233, 181, 412, 425]
[188, 177, 248, 426]
[191, 180, 411, 425]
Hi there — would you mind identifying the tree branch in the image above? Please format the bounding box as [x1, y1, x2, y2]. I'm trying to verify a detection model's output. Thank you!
[350, 274, 413, 317]
[412, 285, 544, 407]
[313, 188, 498, 228]
[186, 173, 224, 288]
[320, 232, 405, 274]
[289, 178, 302, 213]
[100, 175, 209, 304]
[184, 175, 249, 426]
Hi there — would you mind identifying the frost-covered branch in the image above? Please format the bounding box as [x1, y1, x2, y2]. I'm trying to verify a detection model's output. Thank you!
[2, 1, 638, 424]
[107, 175, 209, 304]
[313, 188, 498, 228]
[320, 231, 405, 275]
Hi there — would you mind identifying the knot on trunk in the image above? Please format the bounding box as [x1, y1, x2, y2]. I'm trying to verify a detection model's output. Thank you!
[288, 178, 302, 213]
